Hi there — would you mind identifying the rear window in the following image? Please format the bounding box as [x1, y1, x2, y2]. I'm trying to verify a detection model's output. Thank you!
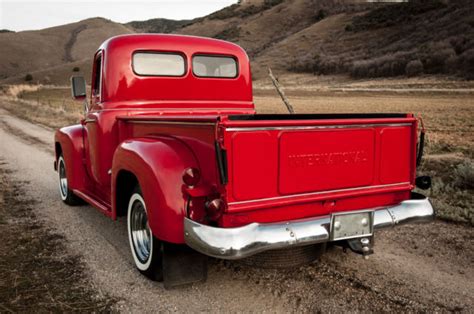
[192, 55, 238, 78]
[133, 52, 186, 76]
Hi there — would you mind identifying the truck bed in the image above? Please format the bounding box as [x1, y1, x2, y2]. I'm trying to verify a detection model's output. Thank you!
[118, 113, 418, 227]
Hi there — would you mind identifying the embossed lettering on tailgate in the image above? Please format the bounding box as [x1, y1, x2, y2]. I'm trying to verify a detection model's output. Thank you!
[279, 128, 375, 195]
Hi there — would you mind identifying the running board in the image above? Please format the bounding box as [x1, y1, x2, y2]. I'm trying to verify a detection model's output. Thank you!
[73, 189, 112, 217]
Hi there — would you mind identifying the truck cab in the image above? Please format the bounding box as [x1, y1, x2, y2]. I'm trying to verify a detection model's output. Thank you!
[55, 34, 434, 287]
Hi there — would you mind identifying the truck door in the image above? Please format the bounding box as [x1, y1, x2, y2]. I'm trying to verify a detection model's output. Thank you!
[83, 51, 110, 200]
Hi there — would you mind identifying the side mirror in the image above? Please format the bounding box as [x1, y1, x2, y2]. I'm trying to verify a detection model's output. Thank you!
[71, 76, 86, 100]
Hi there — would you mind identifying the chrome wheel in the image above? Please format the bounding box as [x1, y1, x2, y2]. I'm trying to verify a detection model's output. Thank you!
[128, 193, 153, 270]
[130, 199, 151, 263]
[58, 156, 68, 201]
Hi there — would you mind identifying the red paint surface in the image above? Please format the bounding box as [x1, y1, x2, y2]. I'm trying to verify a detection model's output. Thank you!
[231, 131, 278, 200]
[379, 126, 412, 184]
[278, 128, 375, 195]
[55, 34, 419, 244]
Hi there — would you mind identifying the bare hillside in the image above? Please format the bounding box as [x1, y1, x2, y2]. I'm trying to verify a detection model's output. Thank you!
[0, 18, 132, 84]
[178, 0, 339, 57]
[177, 0, 372, 77]
[179, 0, 474, 79]
[284, 0, 474, 79]
[1, 0, 472, 85]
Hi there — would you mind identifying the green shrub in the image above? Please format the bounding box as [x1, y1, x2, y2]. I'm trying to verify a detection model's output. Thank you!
[406, 59, 424, 77]
[314, 9, 327, 22]
[449, 36, 470, 55]
[445, 55, 460, 73]
[351, 0, 446, 32]
[453, 160, 474, 190]
[430, 177, 474, 225]
[421, 44, 456, 74]
[213, 26, 241, 40]
[459, 48, 474, 80]
[239, 5, 263, 18]
[350, 52, 412, 78]
[208, 4, 239, 20]
[263, 0, 284, 9]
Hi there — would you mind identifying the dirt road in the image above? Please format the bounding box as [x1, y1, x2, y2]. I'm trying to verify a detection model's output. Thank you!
[0, 107, 472, 312]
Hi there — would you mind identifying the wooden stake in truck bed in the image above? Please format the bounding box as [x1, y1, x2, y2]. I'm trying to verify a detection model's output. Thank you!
[54, 34, 434, 287]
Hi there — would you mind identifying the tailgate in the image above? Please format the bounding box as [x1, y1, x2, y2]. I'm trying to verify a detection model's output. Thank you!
[219, 114, 417, 206]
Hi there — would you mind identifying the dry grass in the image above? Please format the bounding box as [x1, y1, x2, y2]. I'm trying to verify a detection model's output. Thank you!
[255, 91, 474, 155]
[7, 84, 41, 96]
[0, 85, 83, 128]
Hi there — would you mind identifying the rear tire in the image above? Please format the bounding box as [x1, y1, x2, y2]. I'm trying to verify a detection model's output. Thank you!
[57, 155, 82, 206]
[127, 186, 163, 281]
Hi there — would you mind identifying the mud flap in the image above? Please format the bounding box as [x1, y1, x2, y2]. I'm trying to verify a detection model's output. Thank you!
[162, 243, 208, 289]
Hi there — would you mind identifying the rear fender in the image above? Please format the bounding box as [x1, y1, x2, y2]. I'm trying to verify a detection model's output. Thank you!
[112, 137, 199, 244]
[54, 125, 85, 191]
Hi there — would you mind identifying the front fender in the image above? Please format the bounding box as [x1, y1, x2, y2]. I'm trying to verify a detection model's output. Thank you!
[54, 124, 85, 191]
[112, 136, 199, 244]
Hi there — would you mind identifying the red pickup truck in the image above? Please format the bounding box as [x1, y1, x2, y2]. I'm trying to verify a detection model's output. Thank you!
[55, 34, 434, 287]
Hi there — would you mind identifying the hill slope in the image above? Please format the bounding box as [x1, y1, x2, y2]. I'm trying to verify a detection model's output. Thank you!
[0, 18, 133, 84]
[178, 0, 474, 79]
[1, 0, 473, 85]
[282, 0, 474, 79]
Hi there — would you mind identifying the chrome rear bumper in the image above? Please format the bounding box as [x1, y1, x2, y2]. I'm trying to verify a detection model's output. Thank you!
[184, 193, 434, 259]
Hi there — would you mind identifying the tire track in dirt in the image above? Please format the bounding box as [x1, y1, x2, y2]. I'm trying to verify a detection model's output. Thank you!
[0, 117, 52, 154]
[0, 163, 115, 311]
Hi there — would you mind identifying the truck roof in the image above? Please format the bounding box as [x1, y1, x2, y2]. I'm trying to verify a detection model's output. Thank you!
[99, 34, 248, 57]
[96, 34, 253, 108]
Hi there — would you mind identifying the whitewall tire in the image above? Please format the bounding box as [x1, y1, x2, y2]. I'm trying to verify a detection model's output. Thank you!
[57, 155, 82, 205]
[127, 186, 163, 280]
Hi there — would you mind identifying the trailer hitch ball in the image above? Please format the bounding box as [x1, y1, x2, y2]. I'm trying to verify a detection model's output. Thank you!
[416, 176, 431, 190]
[361, 237, 371, 260]
[346, 237, 373, 258]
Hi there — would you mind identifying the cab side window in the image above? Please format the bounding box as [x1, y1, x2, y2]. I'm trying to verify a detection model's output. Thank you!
[92, 55, 102, 98]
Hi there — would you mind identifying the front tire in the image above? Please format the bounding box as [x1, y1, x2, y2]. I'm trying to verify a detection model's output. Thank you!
[127, 186, 163, 281]
[57, 155, 82, 205]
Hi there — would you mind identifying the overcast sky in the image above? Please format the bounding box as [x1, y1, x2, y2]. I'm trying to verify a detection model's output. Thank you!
[0, 0, 237, 32]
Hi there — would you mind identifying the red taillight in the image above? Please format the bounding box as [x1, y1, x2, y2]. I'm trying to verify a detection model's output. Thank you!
[183, 167, 200, 187]
[206, 198, 225, 220]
